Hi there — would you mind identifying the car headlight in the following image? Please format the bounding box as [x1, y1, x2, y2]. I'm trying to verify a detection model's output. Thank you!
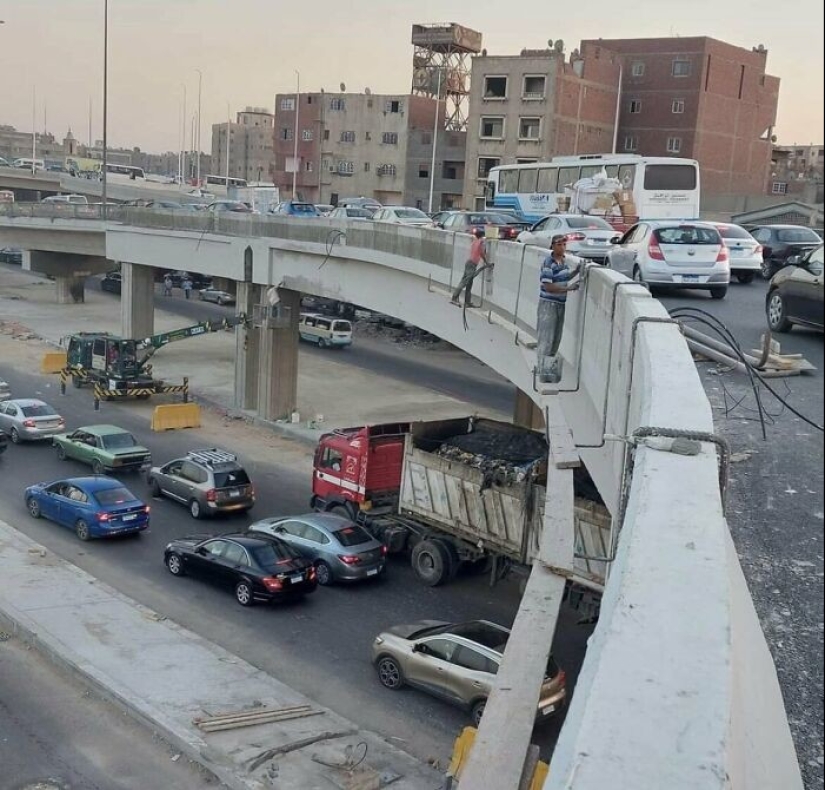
[374, 637, 384, 646]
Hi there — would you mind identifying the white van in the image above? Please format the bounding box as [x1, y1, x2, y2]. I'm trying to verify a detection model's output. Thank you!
[12, 158, 45, 171]
[298, 314, 353, 348]
[41, 194, 89, 205]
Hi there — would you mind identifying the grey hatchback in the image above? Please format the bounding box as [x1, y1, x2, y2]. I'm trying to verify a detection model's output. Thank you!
[247, 513, 387, 585]
[147, 448, 255, 519]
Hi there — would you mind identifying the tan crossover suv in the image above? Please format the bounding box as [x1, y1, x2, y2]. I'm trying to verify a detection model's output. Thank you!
[372, 620, 566, 725]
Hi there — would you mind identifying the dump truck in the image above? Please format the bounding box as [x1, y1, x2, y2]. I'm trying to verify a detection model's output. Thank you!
[311, 416, 613, 597]
[61, 316, 247, 402]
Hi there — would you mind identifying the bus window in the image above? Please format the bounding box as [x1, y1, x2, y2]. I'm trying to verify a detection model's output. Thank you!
[500, 169, 520, 194]
[618, 165, 636, 189]
[604, 165, 619, 179]
[580, 165, 605, 179]
[557, 167, 580, 190]
[518, 168, 538, 193]
[643, 164, 697, 191]
[536, 167, 558, 194]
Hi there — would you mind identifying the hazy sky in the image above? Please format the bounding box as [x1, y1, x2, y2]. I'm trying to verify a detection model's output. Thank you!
[1, 0, 822, 153]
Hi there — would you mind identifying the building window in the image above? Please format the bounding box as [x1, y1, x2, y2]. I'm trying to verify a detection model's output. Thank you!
[666, 136, 682, 154]
[672, 99, 685, 114]
[483, 76, 508, 99]
[330, 98, 346, 111]
[771, 181, 788, 195]
[672, 59, 692, 77]
[386, 100, 402, 113]
[522, 75, 545, 99]
[302, 129, 313, 141]
[518, 117, 541, 140]
[364, 162, 370, 172]
[377, 164, 397, 176]
[280, 128, 293, 141]
[629, 100, 642, 114]
[340, 131, 356, 143]
[305, 161, 313, 172]
[477, 157, 500, 178]
[280, 98, 295, 111]
[631, 61, 645, 77]
[365, 131, 371, 141]
[624, 136, 638, 152]
[480, 117, 505, 139]
[337, 161, 354, 174]
[323, 129, 330, 141]
[382, 132, 398, 145]
[418, 164, 429, 178]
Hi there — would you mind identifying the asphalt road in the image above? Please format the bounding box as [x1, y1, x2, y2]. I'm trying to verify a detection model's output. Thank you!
[0, 633, 222, 790]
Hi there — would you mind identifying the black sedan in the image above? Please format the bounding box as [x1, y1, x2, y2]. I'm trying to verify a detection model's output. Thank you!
[438, 211, 530, 240]
[163, 532, 317, 606]
[750, 224, 822, 279]
[766, 243, 824, 333]
[100, 271, 122, 294]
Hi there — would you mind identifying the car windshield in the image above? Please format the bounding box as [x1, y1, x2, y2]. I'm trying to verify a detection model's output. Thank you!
[214, 469, 251, 487]
[21, 403, 57, 417]
[448, 622, 510, 652]
[101, 432, 138, 449]
[334, 524, 373, 547]
[291, 203, 317, 214]
[349, 208, 373, 218]
[471, 213, 517, 225]
[777, 228, 821, 243]
[715, 224, 754, 240]
[94, 486, 135, 505]
[567, 217, 613, 230]
[395, 209, 429, 219]
[654, 227, 720, 245]
[252, 541, 304, 567]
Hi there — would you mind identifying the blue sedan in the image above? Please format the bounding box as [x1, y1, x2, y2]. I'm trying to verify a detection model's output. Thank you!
[25, 476, 150, 541]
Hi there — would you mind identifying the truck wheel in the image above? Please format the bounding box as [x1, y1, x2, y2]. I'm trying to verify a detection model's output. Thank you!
[412, 539, 450, 587]
[329, 502, 356, 521]
[432, 539, 460, 580]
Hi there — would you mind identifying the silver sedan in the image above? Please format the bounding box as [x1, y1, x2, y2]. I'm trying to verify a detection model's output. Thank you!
[0, 398, 66, 443]
[198, 288, 236, 306]
[247, 513, 387, 585]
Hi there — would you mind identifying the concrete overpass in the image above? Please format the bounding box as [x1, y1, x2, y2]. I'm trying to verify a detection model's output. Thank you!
[0, 205, 803, 790]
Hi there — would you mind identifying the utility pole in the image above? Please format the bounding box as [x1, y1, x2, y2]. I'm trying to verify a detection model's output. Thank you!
[102, 0, 109, 220]
[292, 71, 300, 199]
[195, 69, 202, 186]
[427, 67, 443, 214]
[31, 87, 36, 175]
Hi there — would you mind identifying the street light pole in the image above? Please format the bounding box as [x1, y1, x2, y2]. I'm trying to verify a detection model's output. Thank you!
[225, 103, 231, 186]
[292, 70, 300, 199]
[195, 69, 202, 186]
[31, 87, 36, 176]
[427, 66, 443, 214]
[102, 0, 109, 220]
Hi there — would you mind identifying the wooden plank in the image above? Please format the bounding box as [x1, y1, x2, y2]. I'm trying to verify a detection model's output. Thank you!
[544, 398, 580, 469]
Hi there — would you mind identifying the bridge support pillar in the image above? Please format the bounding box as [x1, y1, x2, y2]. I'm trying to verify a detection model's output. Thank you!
[234, 283, 261, 411]
[256, 288, 300, 422]
[23, 250, 109, 304]
[513, 389, 545, 431]
[120, 262, 155, 340]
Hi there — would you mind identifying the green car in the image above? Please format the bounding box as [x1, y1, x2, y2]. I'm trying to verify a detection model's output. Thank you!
[53, 424, 152, 474]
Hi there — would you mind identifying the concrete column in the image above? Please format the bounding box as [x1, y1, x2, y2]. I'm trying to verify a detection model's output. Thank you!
[234, 283, 261, 411]
[513, 389, 545, 431]
[256, 288, 300, 422]
[120, 262, 155, 340]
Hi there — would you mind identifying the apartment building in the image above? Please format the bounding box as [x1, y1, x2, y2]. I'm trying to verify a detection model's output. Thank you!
[211, 107, 275, 184]
[583, 36, 781, 196]
[461, 42, 621, 209]
[769, 143, 824, 197]
[271, 92, 465, 209]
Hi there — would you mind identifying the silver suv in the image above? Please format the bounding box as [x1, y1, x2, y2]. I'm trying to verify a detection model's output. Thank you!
[147, 448, 255, 519]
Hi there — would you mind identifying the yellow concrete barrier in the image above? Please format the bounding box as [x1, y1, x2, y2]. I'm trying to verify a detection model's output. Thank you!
[151, 403, 201, 431]
[447, 727, 548, 788]
[41, 351, 67, 374]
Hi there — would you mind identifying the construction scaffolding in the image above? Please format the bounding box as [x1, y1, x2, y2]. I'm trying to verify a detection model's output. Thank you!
[411, 22, 482, 132]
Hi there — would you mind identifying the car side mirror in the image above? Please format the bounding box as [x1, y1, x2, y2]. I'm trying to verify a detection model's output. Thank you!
[275, 525, 285, 533]
[610, 235, 622, 244]
[196, 547, 208, 556]
[412, 643, 423, 653]
[787, 254, 801, 265]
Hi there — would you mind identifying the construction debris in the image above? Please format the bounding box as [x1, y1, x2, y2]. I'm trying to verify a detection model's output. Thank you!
[246, 730, 353, 772]
[193, 704, 324, 733]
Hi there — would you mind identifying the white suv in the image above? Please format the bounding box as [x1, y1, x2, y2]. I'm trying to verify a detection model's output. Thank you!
[607, 221, 730, 299]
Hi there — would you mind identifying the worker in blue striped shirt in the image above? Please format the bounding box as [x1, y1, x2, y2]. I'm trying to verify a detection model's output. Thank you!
[538, 235, 583, 383]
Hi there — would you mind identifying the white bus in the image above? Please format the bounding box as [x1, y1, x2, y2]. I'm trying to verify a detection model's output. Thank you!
[205, 174, 248, 189]
[485, 154, 700, 228]
[95, 163, 146, 180]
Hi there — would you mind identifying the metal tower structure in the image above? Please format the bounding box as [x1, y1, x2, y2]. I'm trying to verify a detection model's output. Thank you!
[411, 23, 482, 132]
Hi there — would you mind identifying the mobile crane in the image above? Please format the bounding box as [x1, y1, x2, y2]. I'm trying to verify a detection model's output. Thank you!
[60, 315, 247, 402]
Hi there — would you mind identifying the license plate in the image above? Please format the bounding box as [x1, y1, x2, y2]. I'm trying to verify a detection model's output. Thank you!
[122, 514, 137, 521]
[290, 574, 303, 583]
[681, 274, 699, 283]
[367, 568, 379, 577]
[541, 704, 556, 715]
[229, 490, 241, 498]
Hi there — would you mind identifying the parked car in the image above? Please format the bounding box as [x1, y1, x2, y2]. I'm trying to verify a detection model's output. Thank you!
[53, 425, 151, 474]
[517, 214, 618, 262]
[247, 513, 387, 585]
[709, 222, 762, 284]
[41, 194, 88, 206]
[271, 200, 321, 218]
[766, 243, 824, 333]
[750, 224, 823, 279]
[371, 207, 434, 227]
[147, 448, 255, 519]
[337, 197, 382, 212]
[163, 532, 317, 606]
[0, 379, 10, 400]
[0, 398, 65, 443]
[606, 221, 730, 299]
[328, 206, 375, 221]
[205, 200, 254, 213]
[162, 270, 212, 289]
[0, 247, 23, 265]
[439, 211, 529, 240]
[298, 314, 353, 348]
[0, 430, 7, 455]
[100, 271, 122, 294]
[430, 210, 459, 226]
[24, 476, 150, 540]
[198, 287, 235, 306]
[372, 620, 567, 725]
[315, 204, 335, 216]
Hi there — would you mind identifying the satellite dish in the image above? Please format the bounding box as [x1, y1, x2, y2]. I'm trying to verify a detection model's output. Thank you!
[340, 82, 346, 92]
[554, 39, 565, 53]
[365, 87, 371, 95]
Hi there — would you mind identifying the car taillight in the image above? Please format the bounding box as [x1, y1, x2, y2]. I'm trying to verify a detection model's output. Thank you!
[23, 419, 36, 428]
[566, 232, 586, 242]
[248, 486, 255, 498]
[716, 244, 729, 262]
[308, 567, 317, 581]
[754, 244, 763, 255]
[205, 489, 217, 502]
[262, 576, 283, 591]
[557, 668, 567, 687]
[97, 512, 110, 522]
[143, 505, 151, 514]
[648, 239, 665, 260]
[338, 554, 362, 565]
[58, 418, 65, 425]
[381, 545, 388, 556]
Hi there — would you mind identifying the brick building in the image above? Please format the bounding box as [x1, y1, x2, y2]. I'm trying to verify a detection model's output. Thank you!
[211, 108, 275, 185]
[461, 42, 621, 209]
[582, 37, 780, 197]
